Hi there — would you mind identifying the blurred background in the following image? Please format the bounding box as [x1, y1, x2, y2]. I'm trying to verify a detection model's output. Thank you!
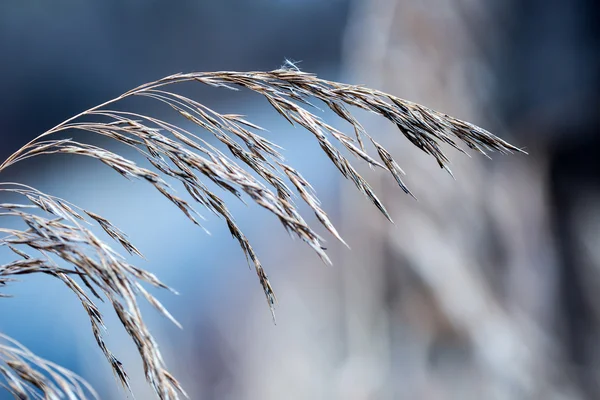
[0, 0, 599, 399]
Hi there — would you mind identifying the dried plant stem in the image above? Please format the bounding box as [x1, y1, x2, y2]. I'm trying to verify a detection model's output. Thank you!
[0, 68, 523, 399]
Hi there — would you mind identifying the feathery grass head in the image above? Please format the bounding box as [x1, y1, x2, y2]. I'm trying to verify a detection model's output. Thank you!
[0, 66, 523, 399]
[0, 333, 98, 399]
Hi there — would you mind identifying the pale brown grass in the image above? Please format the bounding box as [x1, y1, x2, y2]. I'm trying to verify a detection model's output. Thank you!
[0, 67, 524, 399]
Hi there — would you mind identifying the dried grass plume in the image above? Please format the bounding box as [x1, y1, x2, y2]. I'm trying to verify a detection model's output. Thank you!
[0, 66, 524, 399]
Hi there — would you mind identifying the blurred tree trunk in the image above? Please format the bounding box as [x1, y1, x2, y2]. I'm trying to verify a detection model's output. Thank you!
[337, 1, 580, 398]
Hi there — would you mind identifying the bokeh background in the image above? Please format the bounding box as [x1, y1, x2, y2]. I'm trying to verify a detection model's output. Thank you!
[1, 0, 599, 399]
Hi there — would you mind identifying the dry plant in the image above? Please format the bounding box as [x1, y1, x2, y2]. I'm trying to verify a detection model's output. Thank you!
[0, 65, 523, 399]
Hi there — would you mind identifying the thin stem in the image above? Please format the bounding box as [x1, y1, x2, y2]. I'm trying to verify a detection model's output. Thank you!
[0, 92, 138, 172]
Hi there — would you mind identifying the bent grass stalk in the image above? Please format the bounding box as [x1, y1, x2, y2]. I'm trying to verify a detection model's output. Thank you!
[0, 67, 524, 399]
